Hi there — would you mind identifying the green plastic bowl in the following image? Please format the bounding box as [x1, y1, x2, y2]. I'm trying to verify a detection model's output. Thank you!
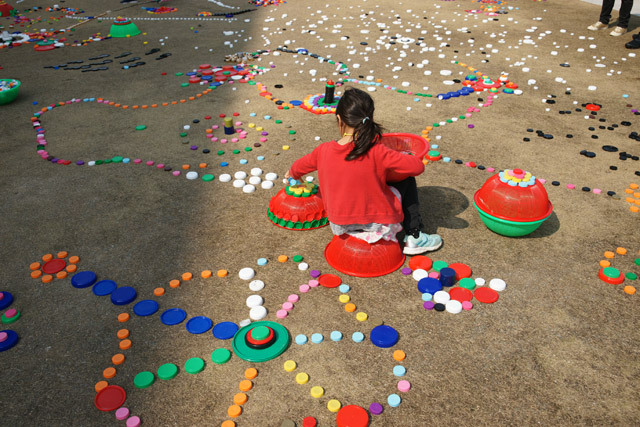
[0, 79, 20, 105]
[473, 200, 550, 237]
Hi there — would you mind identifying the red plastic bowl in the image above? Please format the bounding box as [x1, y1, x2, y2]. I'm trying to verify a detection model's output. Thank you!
[474, 168, 552, 222]
[379, 133, 428, 159]
[324, 234, 405, 278]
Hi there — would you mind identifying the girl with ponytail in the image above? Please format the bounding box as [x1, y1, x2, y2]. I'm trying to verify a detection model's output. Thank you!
[286, 87, 442, 254]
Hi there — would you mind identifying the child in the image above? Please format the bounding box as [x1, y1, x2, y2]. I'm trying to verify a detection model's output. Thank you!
[587, 0, 634, 37]
[285, 87, 442, 254]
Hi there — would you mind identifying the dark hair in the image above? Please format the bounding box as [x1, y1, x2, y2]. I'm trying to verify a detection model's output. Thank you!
[336, 87, 383, 161]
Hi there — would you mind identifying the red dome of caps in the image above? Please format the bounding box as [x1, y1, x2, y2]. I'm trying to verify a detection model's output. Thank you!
[267, 183, 328, 230]
[474, 169, 553, 222]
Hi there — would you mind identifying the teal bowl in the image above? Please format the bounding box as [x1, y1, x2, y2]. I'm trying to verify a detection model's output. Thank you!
[473, 200, 551, 237]
[0, 79, 20, 105]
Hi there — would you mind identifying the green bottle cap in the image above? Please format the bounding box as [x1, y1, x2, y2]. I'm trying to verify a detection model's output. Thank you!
[134, 371, 155, 388]
[202, 174, 214, 182]
[157, 363, 178, 380]
[211, 348, 232, 365]
[185, 357, 205, 374]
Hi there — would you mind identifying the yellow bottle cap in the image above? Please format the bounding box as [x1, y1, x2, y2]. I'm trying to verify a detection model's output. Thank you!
[327, 399, 341, 413]
[310, 386, 324, 398]
[356, 312, 368, 322]
[296, 372, 309, 384]
[284, 360, 297, 372]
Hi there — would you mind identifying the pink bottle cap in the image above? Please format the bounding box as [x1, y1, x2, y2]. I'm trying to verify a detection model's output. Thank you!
[260, 137, 267, 143]
[115, 407, 130, 420]
[282, 302, 293, 311]
[172, 171, 180, 177]
[428, 272, 440, 279]
[134, 159, 142, 164]
[126, 416, 141, 427]
[221, 139, 227, 144]
[212, 125, 219, 130]
[308, 280, 319, 288]
[212, 137, 218, 142]
[299, 284, 310, 293]
[276, 309, 288, 319]
[593, 188, 601, 194]
[5, 309, 17, 318]
[0, 332, 7, 343]
[567, 184, 575, 189]
[0, 292, 4, 301]
[231, 138, 238, 143]
[398, 380, 411, 392]
[288, 294, 299, 303]
[145, 160, 154, 166]
[156, 164, 164, 169]
[462, 301, 473, 311]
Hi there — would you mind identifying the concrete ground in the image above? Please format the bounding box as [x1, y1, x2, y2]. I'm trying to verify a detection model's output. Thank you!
[0, 0, 639, 426]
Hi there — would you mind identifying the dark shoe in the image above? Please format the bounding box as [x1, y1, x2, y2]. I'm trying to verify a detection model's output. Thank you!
[626, 37, 640, 49]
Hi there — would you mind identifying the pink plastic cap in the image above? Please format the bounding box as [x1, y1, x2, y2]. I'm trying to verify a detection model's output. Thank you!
[115, 407, 130, 421]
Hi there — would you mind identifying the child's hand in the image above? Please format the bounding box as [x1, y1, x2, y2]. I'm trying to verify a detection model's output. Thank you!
[284, 170, 291, 180]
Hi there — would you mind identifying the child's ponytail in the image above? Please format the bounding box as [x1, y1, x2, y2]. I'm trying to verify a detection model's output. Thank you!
[336, 88, 384, 161]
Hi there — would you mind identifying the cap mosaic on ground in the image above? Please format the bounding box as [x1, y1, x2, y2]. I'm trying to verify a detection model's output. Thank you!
[1, 0, 639, 426]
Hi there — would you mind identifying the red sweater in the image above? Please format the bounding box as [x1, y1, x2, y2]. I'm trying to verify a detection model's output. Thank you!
[289, 141, 425, 225]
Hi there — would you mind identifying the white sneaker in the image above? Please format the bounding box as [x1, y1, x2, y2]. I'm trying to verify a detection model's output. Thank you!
[587, 22, 607, 31]
[403, 232, 443, 255]
[610, 26, 627, 37]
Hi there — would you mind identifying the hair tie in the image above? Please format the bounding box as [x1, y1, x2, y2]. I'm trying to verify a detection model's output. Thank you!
[362, 116, 370, 124]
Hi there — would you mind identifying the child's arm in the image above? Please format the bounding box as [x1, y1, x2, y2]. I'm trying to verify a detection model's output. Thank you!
[287, 146, 321, 180]
[381, 145, 425, 182]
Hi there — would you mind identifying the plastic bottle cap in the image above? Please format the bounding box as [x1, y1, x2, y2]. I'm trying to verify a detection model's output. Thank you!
[239, 268, 255, 280]
[245, 368, 258, 380]
[387, 393, 402, 407]
[330, 331, 343, 341]
[161, 308, 187, 326]
[370, 325, 399, 348]
[310, 386, 324, 398]
[185, 357, 205, 374]
[115, 407, 130, 421]
[213, 322, 239, 340]
[311, 333, 324, 344]
[296, 372, 309, 384]
[352, 332, 365, 343]
[234, 393, 248, 405]
[239, 380, 253, 391]
[328, 399, 342, 413]
[246, 295, 264, 308]
[433, 291, 450, 304]
[134, 371, 155, 388]
[186, 316, 213, 334]
[393, 350, 406, 361]
[336, 405, 370, 427]
[249, 306, 267, 320]
[157, 363, 178, 380]
[295, 334, 308, 345]
[489, 278, 506, 291]
[211, 348, 232, 364]
[284, 360, 297, 372]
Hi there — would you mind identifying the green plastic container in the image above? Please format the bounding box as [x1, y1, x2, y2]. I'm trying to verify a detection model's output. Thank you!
[473, 200, 550, 237]
[109, 20, 141, 38]
[0, 79, 20, 105]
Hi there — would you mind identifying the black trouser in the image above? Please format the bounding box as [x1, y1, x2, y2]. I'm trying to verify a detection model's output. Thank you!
[599, 0, 634, 28]
[389, 177, 423, 234]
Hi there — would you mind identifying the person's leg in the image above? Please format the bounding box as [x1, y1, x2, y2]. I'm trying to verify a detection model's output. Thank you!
[599, 0, 615, 25]
[388, 178, 442, 254]
[389, 177, 423, 236]
[625, 32, 640, 48]
[617, 0, 634, 28]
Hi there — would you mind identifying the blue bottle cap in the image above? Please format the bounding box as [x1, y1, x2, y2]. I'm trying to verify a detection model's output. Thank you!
[133, 300, 159, 317]
[439, 267, 456, 287]
[370, 325, 399, 348]
[212, 321, 239, 340]
[0, 291, 14, 310]
[110, 286, 137, 306]
[71, 271, 97, 288]
[161, 308, 187, 326]
[417, 277, 442, 294]
[186, 316, 213, 334]
[0, 330, 19, 352]
[92, 280, 117, 296]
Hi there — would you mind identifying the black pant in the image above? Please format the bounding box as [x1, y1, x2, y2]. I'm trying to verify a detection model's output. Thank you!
[599, 0, 634, 28]
[389, 177, 423, 233]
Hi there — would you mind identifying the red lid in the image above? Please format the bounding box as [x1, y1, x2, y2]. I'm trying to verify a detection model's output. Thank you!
[449, 287, 473, 302]
[409, 255, 432, 271]
[448, 263, 471, 281]
[474, 169, 553, 222]
[318, 274, 341, 288]
[474, 287, 499, 304]
[94, 385, 126, 412]
[42, 258, 66, 274]
[336, 405, 370, 427]
[302, 417, 317, 427]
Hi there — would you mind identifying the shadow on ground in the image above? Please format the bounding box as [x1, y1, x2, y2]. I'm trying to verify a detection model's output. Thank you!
[418, 186, 470, 234]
